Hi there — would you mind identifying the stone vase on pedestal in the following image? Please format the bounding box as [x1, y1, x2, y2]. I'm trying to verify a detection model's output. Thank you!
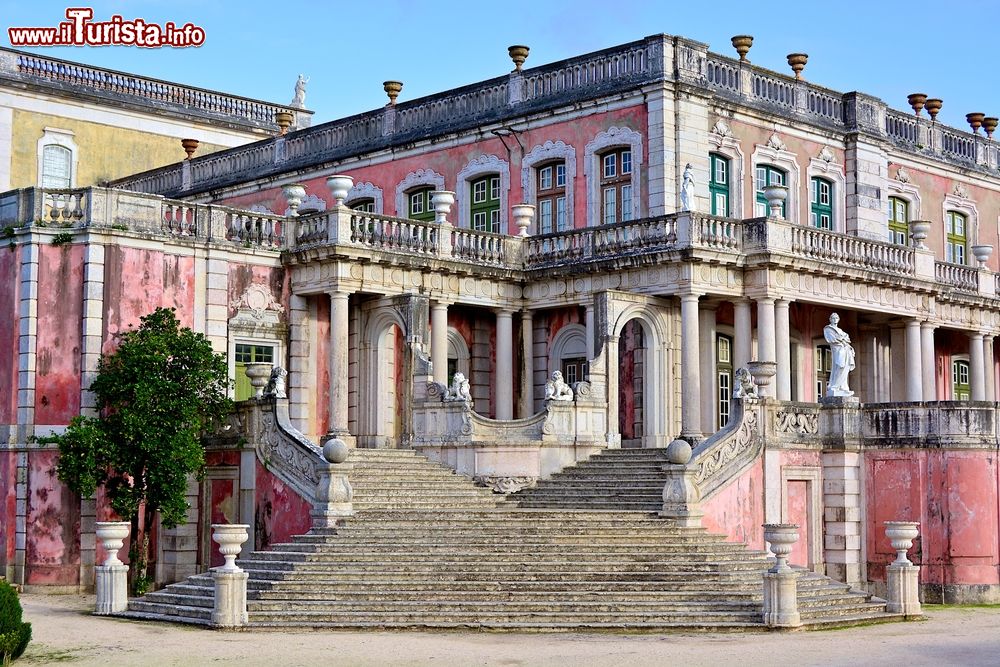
[746, 360, 777, 399]
[884, 521, 921, 616]
[244, 363, 271, 399]
[511, 203, 536, 237]
[762, 523, 801, 627]
[94, 521, 130, 615]
[211, 524, 250, 627]
[282, 184, 306, 216]
[762, 185, 788, 220]
[326, 175, 354, 207]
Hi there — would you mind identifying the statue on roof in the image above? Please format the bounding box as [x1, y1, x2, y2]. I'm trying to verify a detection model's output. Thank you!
[291, 74, 309, 109]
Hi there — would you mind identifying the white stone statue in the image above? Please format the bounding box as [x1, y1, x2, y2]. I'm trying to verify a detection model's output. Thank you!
[445, 372, 472, 403]
[824, 312, 855, 397]
[291, 74, 309, 108]
[544, 370, 574, 401]
[680, 163, 695, 212]
[733, 367, 757, 399]
[264, 366, 287, 399]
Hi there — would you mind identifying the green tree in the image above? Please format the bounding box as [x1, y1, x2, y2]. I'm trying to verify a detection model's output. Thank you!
[38, 308, 231, 594]
[0, 580, 31, 665]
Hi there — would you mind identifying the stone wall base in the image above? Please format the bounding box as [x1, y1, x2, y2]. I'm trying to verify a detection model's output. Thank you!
[869, 581, 1000, 605]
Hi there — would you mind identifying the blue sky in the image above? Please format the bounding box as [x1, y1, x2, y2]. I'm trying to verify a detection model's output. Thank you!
[1, 1, 994, 132]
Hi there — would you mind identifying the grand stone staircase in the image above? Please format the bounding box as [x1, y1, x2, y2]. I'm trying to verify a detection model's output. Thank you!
[124, 448, 898, 630]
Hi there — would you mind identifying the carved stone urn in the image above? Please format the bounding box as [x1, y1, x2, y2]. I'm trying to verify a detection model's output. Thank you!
[972, 244, 993, 267]
[786, 53, 808, 80]
[326, 175, 354, 207]
[511, 203, 536, 237]
[274, 111, 294, 135]
[180, 138, 199, 160]
[984, 117, 999, 140]
[95, 521, 130, 567]
[731, 35, 753, 62]
[746, 360, 777, 398]
[244, 362, 271, 399]
[907, 93, 928, 116]
[382, 80, 403, 106]
[508, 45, 530, 71]
[761, 184, 788, 220]
[763, 523, 799, 573]
[884, 521, 920, 566]
[430, 191, 456, 224]
[908, 220, 931, 249]
[211, 524, 250, 573]
[282, 184, 306, 216]
[925, 99, 943, 122]
[966, 112, 986, 134]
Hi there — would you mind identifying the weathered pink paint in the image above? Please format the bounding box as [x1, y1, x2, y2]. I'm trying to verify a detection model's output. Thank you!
[700, 460, 765, 550]
[25, 450, 80, 585]
[161, 254, 196, 327]
[0, 247, 18, 424]
[253, 460, 311, 551]
[208, 477, 237, 568]
[227, 265, 285, 320]
[102, 246, 165, 354]
[786, 480, 809, 567]
[34, 245, 83, 423]
[0, 452, 16, 570]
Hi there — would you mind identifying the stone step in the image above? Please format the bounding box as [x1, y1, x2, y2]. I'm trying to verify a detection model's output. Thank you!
[240, 609, 765, 625]
[127, 599, 212, 621]
[267, 542, 761, 556]
[246, 599, 761, 614]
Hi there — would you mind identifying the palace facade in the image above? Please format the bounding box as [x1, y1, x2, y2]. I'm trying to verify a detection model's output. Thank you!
[3, 34, 1000, 603]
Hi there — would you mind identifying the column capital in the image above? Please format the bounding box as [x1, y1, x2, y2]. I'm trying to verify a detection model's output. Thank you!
[326, 289, 351, 301]
[970, 331, 985, 341]
[679, 292, 702, 303]
[920, 320, 936, 331]
[494, 308, 515, 317]
[755, 296, 776, 305]
[775, 297, 793, 307]
[520, 309, 533, 321]
[430, 300, 452, 310]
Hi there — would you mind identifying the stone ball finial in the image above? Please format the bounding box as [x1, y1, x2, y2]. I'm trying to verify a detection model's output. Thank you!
[665, 439, 692, 465]
[322, 438, 349, 464]
[731, 35, 753, 62]
[508, 45, 529, 71]
[383, 80, 403, 106]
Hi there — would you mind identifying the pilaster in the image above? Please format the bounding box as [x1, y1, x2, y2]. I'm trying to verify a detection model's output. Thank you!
[821, 450, 864, 587]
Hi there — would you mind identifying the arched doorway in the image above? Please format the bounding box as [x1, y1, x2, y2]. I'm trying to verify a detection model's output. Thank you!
[611, 308, 667, 449]
[358, 307, 406, 448]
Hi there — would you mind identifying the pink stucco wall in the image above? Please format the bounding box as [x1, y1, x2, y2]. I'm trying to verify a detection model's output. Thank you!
[35, 245, 83, 424]
[25, 450, 79, 585]
[0, 452, 15, 570]
[701, 459, 765, 550]
[254, 460, 312, 551]
[0, 247, 18, 425]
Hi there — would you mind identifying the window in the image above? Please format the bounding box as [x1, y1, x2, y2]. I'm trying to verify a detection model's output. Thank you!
[561, 357, 588, 385]
[810, 177, 833, 230]
[815, 345, 832, 399]
[536, 161, 567, 234]
[755, 165, 786, 217]
[888, 196, 909, 245]
[709, 153, 730, 217]
[952, 359, 970, 400]
[350, 198, 376, 213]
[717, 334, 733, 427]
[407, 187, 435, 222]
[946, 211, 967, 265]
[470, 175, 500, 232]
[234, 343, 274, 401]
[41, 145, 71, 189]
[600, 148, 632, 225]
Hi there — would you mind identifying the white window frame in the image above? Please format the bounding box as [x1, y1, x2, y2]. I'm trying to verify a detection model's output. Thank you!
[751, 142, 800, 225]
[548, 323, 588, 379]
[952, 353, 970, 400]
[521, 140, 577, 232]
[708, 124, 745, 218]
[942, 191, 979, 256]
[584, 126, 643, 227]
[394, 169, 445, 218]
[345, 181, 384, 214]
[37, 127, 78, 189]
[456, 154, 510, 232]
[807, 150, 846, 233]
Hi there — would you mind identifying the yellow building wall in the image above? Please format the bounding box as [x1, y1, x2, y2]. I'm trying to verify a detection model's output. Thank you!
[10, 109, 230, 189]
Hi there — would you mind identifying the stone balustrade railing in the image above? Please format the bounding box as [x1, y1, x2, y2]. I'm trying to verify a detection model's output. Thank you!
[2, 47, 298, 130]
[862, 402, 999, 448]
[765, 401, 821, 444]
[349, 213, 439, 255]
[935, 261, 979, 291]
[521, 39, 655, 103]
[788, 225, 915, 276]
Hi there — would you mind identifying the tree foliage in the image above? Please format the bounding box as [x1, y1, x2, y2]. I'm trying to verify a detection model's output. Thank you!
[0, 580, 31, 664]
[38, 307, 231, 590]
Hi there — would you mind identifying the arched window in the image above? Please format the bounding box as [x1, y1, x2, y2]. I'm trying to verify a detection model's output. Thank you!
[709, 153, 730, 217]
[755, 165, 786, 217]
[810, 177, 833, 230]
[536, 160, 567, 234]
[599, 147, 632, 225]
[406, 187, 435, 222]
[549, 324, 588, 385]
[470, 174, 501, 232]
[41, 144, 72, 188]
[349, 198, 376, 213]
[946, 210, 967, 265]
[952, 359, 970, 400]
[888, 196, 909, 245]
[717, 334, 733, 426]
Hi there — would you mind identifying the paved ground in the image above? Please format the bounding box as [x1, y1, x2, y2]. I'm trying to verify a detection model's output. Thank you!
[15, 594, 1000, 666]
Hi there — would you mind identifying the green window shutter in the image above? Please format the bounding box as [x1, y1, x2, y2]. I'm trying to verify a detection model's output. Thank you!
[810, 177, 833, 230]
[407, 187, 435, 222]
[709, 154, 730, 217]
[888, 196, 909, 245]
[470, 175, 500, 232]
[946, 211, 967, 264]
[754, 165, 786, 218]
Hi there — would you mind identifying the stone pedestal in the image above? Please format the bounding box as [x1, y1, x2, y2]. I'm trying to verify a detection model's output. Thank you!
[886, 564, 921, 616]
[763, 570, 802, 627]
[659, 466, 703, 527]
[211, 570, 249, 628]
[311, 459, 354, 529]
[94, 563, 129, 615]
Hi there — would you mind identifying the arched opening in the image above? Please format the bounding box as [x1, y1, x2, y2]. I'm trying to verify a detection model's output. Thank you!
[618, 318, 646, 448]
[358, 308, 406, 448]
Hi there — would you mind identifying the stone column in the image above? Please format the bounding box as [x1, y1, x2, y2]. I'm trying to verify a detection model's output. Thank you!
[889, 323, 905, 402]
[680, 293, 702, 440]
[585, 303, 595, 360]
[520, 310, 534, 418]
[822, 451, 864, 587]
[756, 298, 776, 366]
[430, 301, 449, 386]
[325, 290, 352, 443]
[733, 298, 752, 371]
[495, 309, 514, 420]
[904, 319, 923, 402]
[699, 304, 717, 433]
[970, 332, 986, 401]
[920, 322, 936, 401]
[985, 335, 996, 402]
[775, 299, 791, 401]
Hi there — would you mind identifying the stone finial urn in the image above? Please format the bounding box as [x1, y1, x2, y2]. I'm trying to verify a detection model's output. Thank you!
[181, 138, 199, 160]
[211, 524, 250, 573]
[430, 191, 456, 224]
[731, 35, 753, 62]
[511, 203, 536, 237]
[282, 184, 306, 216]
[745, 360, 776, 398]
[786, 53, 808, 80]
[761, 185, 788, 220]
[967, 112, 986, 134]
[326, 175, 354, 207]
[508, 45, 529, 71]
[972, 244, 993, 267]
[244, 362, 271, 399]
[763, 523, 799, 573]
[884, 521, 919, 566]
[383, 81, 403, 106]
[908, 220, 931, 249]
[925, 98, 943, 122]
[907, 93, 928, 116]
[274, 111, 294, 135]
[95, 521, 130, 567]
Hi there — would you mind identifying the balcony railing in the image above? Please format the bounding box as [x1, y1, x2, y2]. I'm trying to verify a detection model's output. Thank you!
[935, 261, 979, 291]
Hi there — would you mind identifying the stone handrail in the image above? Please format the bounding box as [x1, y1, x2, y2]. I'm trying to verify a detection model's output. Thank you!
[885, 109, 919, 145]
[935, 261, 978, 291]
[705, 56, 740, 92]
[750, 71, 796, 109]
[190, 143, 277, 184]
[862, 402, 998, 448]
[4, 48, 295, 128]
[940, 126, 977, 162]
[451, 227, 512, 265]
[524, 215, 680, 267]
[521, 39, 656, 102]
[765, 401, 821, 445]
[788, 225, 915, 276]
[350, 212, 439, 255]
[396, 82, 508, 133]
